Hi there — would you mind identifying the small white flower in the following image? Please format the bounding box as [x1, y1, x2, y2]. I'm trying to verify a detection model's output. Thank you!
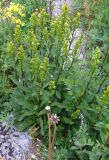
[51, 75, 53, 78]
[54, 146, 56, 150]
[31, 154, 36, 159]
[19, 79, 21, 83]
[45, 106, 51, 112]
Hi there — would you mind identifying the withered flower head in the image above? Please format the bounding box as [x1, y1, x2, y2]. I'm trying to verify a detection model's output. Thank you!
[49, 114, 60, 124]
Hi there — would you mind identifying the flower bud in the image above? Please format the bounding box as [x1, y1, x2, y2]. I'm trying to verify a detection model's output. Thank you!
[31, 154, 36, 159]
[45, 106, 51, 112]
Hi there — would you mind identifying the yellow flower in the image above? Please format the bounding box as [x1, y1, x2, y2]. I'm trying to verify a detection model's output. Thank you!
[96, 106, 101, 111]
[11, 17, 25, 26]
[71, 109, 80, 119]
[6, 2, 25, 17]
[27, 30, 39, 53]
[105, 124, 109, 130]
[1, 2, 25, 26]
[18, 45, 25, 60]
[7, 41, 15, 55]
[100, 85, 109, 105]
[49, 80, 56, 92]
[104, 86, 109, 95]
[106, 86, 109, 92]
[73, 12, 81, 30]
[13, 26, 22, 42]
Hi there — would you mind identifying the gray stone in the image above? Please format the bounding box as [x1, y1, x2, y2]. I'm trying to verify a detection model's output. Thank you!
[0, 122, 33, 160]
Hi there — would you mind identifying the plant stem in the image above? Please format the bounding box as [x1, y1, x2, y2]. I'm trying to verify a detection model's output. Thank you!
[51, 124, 56, 159]
[48, 113, 51, 160]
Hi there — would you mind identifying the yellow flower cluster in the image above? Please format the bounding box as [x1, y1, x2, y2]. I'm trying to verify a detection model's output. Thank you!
[91, 47, 102, 69]
[13, 26, 22, 42]
[71, 109, 80, 119]
[73, 12, 81, 31]
[105, 123, 109, 130]
[7, 41, 15, 56]
[27, 30, 39, 54]
[73, 35, 83, 56]
[50, 4, 70, 44]
[49, 80, 56, 93]
[40, 57, 49, 81]
[18, 45, 25, 60]
[30, 57, 40, 73]
[1, 2, 25, 26]
[100, 85, 109, 105]
[62, 39, 69, 57]
[104, 86, 109, 94]
[30, 12, 39, 27]
[30, 9, 49, 28]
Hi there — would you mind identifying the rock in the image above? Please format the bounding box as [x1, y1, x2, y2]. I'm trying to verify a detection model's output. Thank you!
[0, 122, 38, 160]
[52, 0, 72, 16]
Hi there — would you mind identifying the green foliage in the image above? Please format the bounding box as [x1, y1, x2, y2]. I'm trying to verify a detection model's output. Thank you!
[67, 0, 109, 159]
[70, 123, 109, 160]
[76, 0, 109, 51]
[0, 2, 82, 135]
[42, 147, 68, 160]
[89, 0, 109, 51]
[0, 1, 109, 159]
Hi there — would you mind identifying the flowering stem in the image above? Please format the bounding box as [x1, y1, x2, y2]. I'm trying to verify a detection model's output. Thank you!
[46, 108, 59, 160]
[47, 113, 52, 160]
[52, 124, 56, 147]
[51, 124, 56, 159]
